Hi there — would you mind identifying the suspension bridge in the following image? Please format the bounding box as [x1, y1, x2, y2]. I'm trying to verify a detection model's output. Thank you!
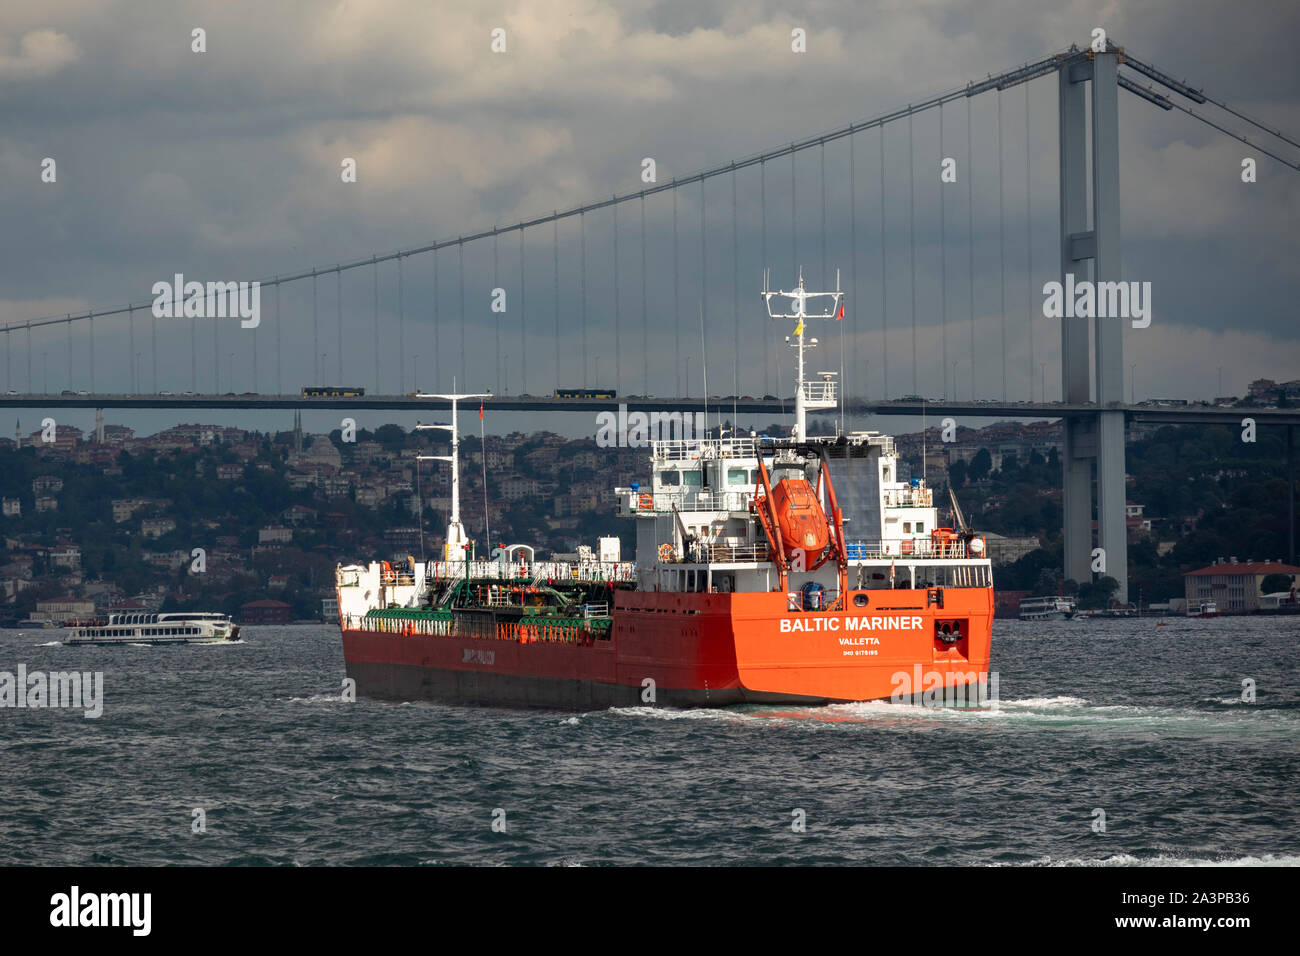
[4, 41, 1299, 602]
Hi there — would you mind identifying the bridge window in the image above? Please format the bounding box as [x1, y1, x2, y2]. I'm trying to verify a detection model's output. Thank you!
[661, 470, 680, 486]
[681, 470, 702, 487]
[903, 522, 911, 533]
[916, 522, 924, 533]
[727, 468, 748, 486]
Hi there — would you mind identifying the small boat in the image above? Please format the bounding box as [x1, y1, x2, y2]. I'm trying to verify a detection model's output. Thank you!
[64, 612, 240, 645]
[1018, 595, 1077, 621]
[1186, 601, 1219, 618]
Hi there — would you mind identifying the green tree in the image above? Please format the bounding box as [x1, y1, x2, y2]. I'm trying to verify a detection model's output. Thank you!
[1077, 575, 1120, 609]
[1261, 573, 1294, 594]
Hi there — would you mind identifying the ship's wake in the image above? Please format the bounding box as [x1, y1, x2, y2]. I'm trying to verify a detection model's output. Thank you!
[1013, 852, 1300, 867]
[605, 694, 1300, 738]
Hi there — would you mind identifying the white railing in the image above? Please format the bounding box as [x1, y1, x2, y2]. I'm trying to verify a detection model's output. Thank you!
[694, 542, 770, 563]
[425, 559, 637, 583]
[845, 539, 977, 560]
[882, 488, 934, 508]
[651, 437, 759, 460]
[627, 489, 755, 514]
[801, 380, 837, 404]
[845, 432, 896, 456]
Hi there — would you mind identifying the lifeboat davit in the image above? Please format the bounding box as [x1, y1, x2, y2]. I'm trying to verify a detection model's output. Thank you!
[769, 478, 829, 564]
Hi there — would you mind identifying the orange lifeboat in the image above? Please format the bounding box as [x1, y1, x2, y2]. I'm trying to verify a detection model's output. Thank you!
[768, 478, 829, 564]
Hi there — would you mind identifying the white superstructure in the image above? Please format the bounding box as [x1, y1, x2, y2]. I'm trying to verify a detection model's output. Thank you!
[609, 271, 991, 609]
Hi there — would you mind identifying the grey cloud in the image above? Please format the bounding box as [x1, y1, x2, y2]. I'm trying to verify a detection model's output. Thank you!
[0, 0, 1296, 408]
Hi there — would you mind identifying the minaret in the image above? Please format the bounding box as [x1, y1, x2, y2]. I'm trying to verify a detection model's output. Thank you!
[95, 408, 105, 443]
[14, 419, 20, 450]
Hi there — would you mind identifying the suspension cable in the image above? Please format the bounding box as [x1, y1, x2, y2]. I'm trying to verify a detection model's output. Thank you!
[11, 43, 1296, 340]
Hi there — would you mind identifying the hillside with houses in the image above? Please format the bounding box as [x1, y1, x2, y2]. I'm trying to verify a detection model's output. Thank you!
[0, 412, 1293, 624]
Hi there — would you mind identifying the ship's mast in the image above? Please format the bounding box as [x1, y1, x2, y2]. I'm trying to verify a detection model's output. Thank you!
[762, 269, 842, 441]
[415, 391, 491, 561]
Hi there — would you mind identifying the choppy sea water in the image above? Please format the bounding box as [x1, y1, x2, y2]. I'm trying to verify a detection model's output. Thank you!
[2, 616, 1298, 866]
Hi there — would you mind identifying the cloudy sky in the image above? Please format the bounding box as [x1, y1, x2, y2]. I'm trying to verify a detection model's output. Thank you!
[1, 0, 1297, 435]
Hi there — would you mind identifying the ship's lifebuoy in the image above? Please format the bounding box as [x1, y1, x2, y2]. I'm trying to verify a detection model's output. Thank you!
[638, 493, 653, 511]
[658, 542, 674, 562]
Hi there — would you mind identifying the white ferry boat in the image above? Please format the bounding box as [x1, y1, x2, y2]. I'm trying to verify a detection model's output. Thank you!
[64, 612, 240, 645]
[1018, 595, 1076, 621]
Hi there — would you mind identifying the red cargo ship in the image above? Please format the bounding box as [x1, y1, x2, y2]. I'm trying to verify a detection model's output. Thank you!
[338, 274, 994, 710]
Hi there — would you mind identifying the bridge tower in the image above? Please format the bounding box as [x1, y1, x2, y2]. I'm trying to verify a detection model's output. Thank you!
[1059, 49, 1128, 603]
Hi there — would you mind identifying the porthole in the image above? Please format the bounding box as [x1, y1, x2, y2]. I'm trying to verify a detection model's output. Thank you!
[853, 593, 869, 608]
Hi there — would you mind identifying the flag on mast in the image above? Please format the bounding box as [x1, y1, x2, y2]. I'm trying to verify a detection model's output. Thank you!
[479, 401, 484, 421]
[836, 299, 845, 320]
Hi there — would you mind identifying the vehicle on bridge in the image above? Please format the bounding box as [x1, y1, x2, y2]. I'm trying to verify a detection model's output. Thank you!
[554, 387, 616, 399]
[302, 385, 366, 397]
